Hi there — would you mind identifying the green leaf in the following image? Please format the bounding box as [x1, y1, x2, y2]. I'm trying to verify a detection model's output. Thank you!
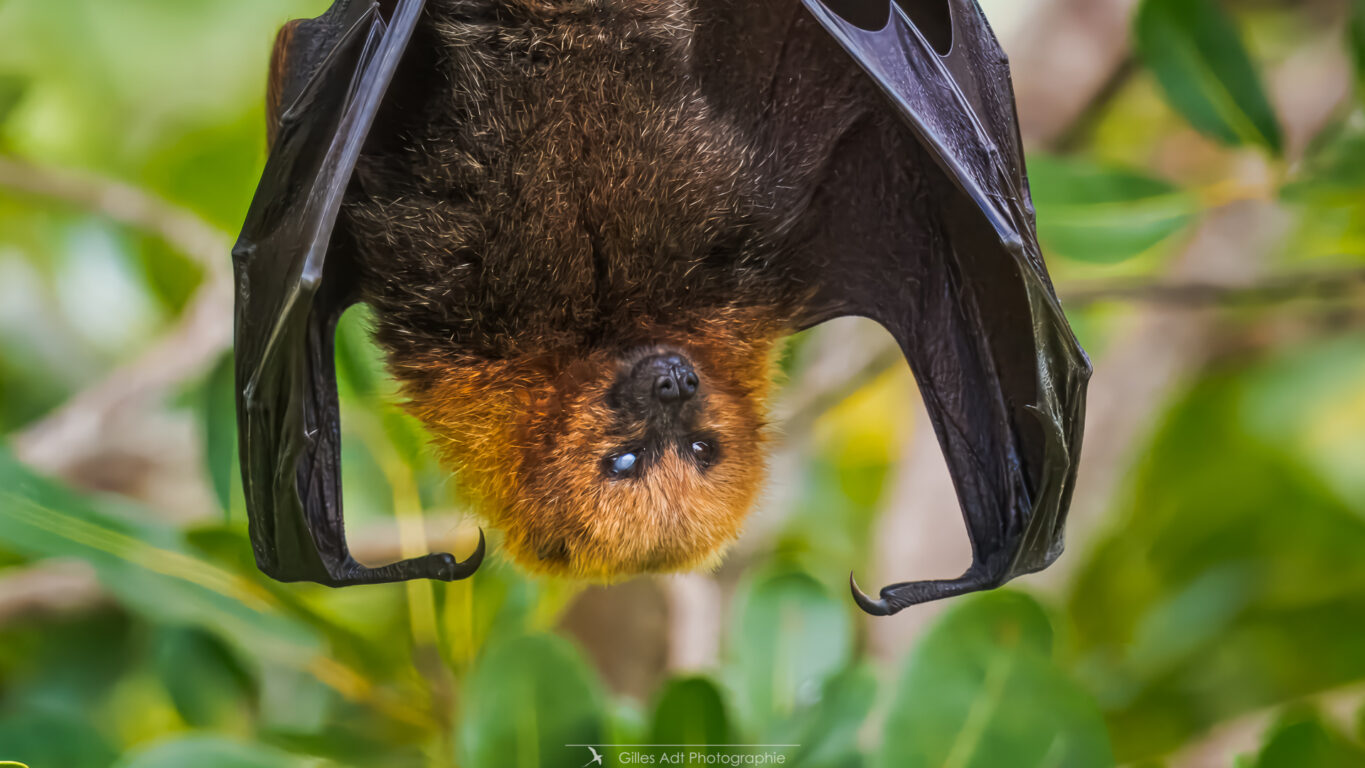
[152, 626, 254, 729]
[0, 447, 321, 664]
[1350, 1, 1365, 90]
[1029, 155, 1197, 264]
[0, 708, 115, 768]
[604, 697, 649, 750]
[259, 723, 426, 768]
[1067, 338, 1365, 761]
[196, 353, 237, 515]
[113, 736, 307, 768]
[787, 665, 877, 768]
[1244, 709, 1365, 768]
[1282, 123, 1365, 206]
[726, 570, 854, 736]
[649, 676, 732, 748]
[456, 633, 605, 768]
[1279, 121, 1365, 261]
[1239, 336, 1365, 506]
[0, 74, 26, 127]
[1, 612, 136, 716]
[1135, 0, 1283, 153]
[877, 592, 1115, 768]
[1358, 699, 1365, 745]
[336, 306, 386, 402]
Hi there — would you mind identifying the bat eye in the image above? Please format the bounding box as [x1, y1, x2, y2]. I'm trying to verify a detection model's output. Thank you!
[605, 450, 641, 479]
[689, 439, 717, 469]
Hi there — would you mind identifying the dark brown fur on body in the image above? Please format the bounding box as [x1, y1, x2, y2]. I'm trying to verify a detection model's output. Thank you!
[347, 0, 801, 359]
[342, 0, 805, 577]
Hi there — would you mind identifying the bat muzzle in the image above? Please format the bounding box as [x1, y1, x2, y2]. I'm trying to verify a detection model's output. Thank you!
[611, 350, 703, 423]
[639, 353, 699, 405]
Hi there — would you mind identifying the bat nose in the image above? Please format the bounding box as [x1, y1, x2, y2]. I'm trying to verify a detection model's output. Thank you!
[642, 354, 699, 405]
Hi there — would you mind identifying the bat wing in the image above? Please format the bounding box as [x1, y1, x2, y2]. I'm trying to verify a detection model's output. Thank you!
[695, 0, 1091, 614]
[233, 0, 483, 586]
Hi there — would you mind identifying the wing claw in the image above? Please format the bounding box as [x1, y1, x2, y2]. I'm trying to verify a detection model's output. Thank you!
[332, 529, 484, 585]
[850, 572, 892, 616]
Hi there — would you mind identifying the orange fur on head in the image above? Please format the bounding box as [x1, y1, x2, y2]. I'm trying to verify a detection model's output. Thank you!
[393, 311, 784, 580]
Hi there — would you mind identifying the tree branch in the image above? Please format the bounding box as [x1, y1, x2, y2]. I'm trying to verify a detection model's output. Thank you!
[1063, 267, 1365, 309]
[0, 156, 230, 274]
[1, 157, 233, 490]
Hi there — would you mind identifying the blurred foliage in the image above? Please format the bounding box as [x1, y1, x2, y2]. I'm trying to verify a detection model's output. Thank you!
[1068, 337, 1365, 761]
[1029, 155, 1199, 265]
[1134, 0, 1283, 154]
[2, 0, 1365, 767]
[879, 593, 1114, 768]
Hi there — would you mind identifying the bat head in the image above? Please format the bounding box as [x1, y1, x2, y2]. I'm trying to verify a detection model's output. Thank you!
[394, 314, 782, 579]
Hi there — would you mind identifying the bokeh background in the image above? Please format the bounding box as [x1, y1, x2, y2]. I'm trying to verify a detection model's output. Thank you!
[1, 0, 1364, 766]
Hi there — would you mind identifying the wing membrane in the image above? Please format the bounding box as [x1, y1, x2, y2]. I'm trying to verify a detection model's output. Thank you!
[233, 0, 483, 585]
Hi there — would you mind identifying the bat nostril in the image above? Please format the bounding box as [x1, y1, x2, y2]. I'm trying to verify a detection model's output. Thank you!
[653, 368, 697, 404]
[655, 374, 680, 402]
[679, 370, 699, 398]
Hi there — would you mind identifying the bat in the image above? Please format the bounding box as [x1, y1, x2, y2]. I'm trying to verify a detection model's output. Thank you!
[232, 0, 1091, 615]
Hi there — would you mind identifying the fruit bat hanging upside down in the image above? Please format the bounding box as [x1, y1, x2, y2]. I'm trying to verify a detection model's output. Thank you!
[232, 0, 1092, 615]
